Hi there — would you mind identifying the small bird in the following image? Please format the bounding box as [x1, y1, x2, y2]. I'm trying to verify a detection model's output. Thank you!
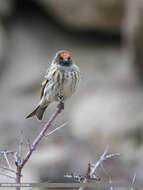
[26, 50, 80, 120]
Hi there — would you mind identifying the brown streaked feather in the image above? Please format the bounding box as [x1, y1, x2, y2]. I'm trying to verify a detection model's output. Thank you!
[26, 106, 40, 119]
[26, 105, 47, 120]
[40, 79, 48, 99]
[35, 106, 47, 120]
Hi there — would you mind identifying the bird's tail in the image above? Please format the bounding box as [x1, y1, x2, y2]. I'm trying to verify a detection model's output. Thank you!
[26, 105, 47, 120]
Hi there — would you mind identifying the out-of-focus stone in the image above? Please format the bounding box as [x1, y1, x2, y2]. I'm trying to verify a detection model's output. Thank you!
[0, 0, 13, 18]
[38, 0, 125, 33]
[0, 0, 13, 73]
[0, 22, 6, 61]
[71, 87, 143, 165]
[123, 0, 143, 80]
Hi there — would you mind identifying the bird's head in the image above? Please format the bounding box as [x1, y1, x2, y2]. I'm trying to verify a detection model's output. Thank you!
[55, 50, 72, 66]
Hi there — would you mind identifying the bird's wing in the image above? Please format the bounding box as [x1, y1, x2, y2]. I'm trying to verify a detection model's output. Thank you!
[40, 64, 57, 99]
[40, 79, 48, 99]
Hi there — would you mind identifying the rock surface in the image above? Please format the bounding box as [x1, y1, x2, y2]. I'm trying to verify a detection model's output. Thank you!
[123, 0, 143, 80]
[39, 0, 125, 32]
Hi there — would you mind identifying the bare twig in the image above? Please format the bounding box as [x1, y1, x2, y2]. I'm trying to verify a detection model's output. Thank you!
[89, 145, 109, 178]
[18, 130, 24, 163]
[21, 104, 63, 168]
[45, 121, 68, 137]
[0, 167, 16, 174]
[13, 152, 18, 163]
[0, 104, 64, 189]
[3, 152, 12, 169]
[109, 176, 114, 190]
[131, 173, 136, 190]
[14, 104, 63, 189]
[104, 153, 120, 160]
[26, 138, 31, 151]
[0, 150, 15, 171]
[78, 146, 120, 190]
[0, 171, 16, 180]
[89, 146, 120, 179]
[65, 146, 120, 186]
[0, 150, 14, 155]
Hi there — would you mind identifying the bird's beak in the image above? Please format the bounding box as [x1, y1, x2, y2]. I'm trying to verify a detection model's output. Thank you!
[63, 57, 68, 62]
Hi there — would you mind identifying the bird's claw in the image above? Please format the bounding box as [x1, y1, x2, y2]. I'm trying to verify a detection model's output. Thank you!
[57, 102, 64, 111]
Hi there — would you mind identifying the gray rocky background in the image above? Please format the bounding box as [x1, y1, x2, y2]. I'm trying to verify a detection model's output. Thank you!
[0, 0, 143, 189]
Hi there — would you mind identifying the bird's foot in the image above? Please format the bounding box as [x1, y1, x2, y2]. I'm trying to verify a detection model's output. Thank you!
[57, 102, 64, 112]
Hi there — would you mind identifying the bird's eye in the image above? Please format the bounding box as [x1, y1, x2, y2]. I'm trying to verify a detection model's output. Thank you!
[59, 57, 63, 61]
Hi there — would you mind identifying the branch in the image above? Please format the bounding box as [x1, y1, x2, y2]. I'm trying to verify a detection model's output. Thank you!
[17, 130, 24, 163]
[3, 152, 12, 169]
[0, 104, 64, 190]
[0, 171, 16, 180]
[14, 103, 64, 189]
[109, 177, 114, 190]
[45, 121, 68, 137]
[131, 173, 136, 190]
[0, 150, 15, 170]
[0, 150, 14, 154]
[64, 146, 120, 190]
[89, 146, 120, 179]
[89, 146, 109, 178]
[20, 104, 63, 168]
[0, 167, 16, 174]
[13, 152, 18, 163]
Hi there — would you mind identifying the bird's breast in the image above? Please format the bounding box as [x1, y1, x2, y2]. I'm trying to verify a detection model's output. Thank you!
[54, 70, 77, 100]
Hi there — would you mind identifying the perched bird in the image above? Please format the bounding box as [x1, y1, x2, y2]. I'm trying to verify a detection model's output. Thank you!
[26, 50, 80, 120]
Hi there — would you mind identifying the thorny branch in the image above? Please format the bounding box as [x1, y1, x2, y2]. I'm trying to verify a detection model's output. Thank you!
[0, 151, 18, 180]
[88, 146, 120, 179]
[45, 121, 68, 137]
[3, 152, 12, 169]
[0, 151, 15, 171]
[0, 171, 16, 180]
[17, 130, 24, 163]
[0, 167, 16, 174]
[20, 104, 63, 169]
[0, 104, 65, 190]
[131, 173, 136, 190]
[65, 146, 120, 190]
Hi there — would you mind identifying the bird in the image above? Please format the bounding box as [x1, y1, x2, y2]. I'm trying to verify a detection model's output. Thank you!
[26, 50, 80, 120]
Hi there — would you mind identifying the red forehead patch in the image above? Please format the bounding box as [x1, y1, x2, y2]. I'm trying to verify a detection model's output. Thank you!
[60, 52, 70, 58]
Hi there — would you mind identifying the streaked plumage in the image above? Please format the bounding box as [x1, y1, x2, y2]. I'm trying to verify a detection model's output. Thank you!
[26, 50, 80, 120]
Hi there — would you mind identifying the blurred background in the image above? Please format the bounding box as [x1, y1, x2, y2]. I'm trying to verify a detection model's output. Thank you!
[0, 0, 143, 189]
